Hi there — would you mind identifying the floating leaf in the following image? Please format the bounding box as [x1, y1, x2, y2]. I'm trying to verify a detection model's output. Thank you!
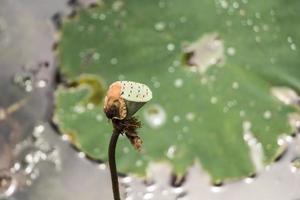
[54, 0, 300, 180]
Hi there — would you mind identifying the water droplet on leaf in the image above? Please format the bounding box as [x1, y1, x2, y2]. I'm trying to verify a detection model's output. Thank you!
[210, 96, 218, 104]
[174, 78, 183, 88]
[227, 47, 236, 56]
[144, 104, 167, 128]
[154, 22, 166, 31]
[173, 115, 181, 123]
[166, 145, 177, 159]
[263, 110, 272, 119]
[167, 43, 175, 51]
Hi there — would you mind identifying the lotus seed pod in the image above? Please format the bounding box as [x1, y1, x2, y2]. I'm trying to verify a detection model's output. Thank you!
[104, 81, 152, 120]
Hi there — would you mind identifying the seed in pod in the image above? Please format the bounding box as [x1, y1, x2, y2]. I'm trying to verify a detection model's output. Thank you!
[103, 81, 152, 120]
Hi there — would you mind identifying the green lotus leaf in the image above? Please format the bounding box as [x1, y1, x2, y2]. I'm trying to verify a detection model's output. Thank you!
[54, 0, 300, 180]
